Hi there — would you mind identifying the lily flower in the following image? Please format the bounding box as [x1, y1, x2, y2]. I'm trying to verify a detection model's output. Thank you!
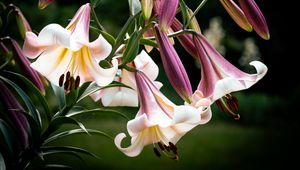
[154, 25, 192, 102]
[154, 0, 178, 32]
[23, 3, 117, 90]
[220, 0, 253, 32]
[193, 33, 267, 106]
[91, 50, 161, 107]
[115, 71, 210, 157]
[141, 0, 154, 20]
[238, 0, 270, 40]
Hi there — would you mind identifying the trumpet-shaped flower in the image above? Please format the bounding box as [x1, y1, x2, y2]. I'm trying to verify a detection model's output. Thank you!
[91, 50, 161, 107]
[154, 0, 179, 32]
[23, 3, 117, 89]
[193, 33, 267, 101]
[115, 71, 210, 157]
[154, 25, 192, 102]
[238, 0, 270, 40]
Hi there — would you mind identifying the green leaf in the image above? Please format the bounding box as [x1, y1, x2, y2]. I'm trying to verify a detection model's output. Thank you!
[122, 30, 141, 64]
[41, 146, 101, 160]
[41, 151, 85, 166]
[99, 60, 112, 68]
[0, 151, 6, 170]
[66, 108, 130, 121]
[0, 76, 42, 130]
[0, 119, 15, 157]
[50, 83, 65, 110]
[90, 26, 116, 46]
[140, 38, 158, 48]
[44, 129, 112, 144]
[180, 0, 188, 26]
[4, 71, 52, 122]
[76, 81, 132, 103]
[65, 88, 78, 107]
[90, 0, 102, 8]
[128, 0, 141, 16]
[48, 116, 88, 135]
[77, 82, 91, 100]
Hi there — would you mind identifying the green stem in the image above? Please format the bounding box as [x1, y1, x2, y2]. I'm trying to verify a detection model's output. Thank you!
[91, 7, 106, 32]
[147, 29, 196, 40]
[184, 0, 208, 29]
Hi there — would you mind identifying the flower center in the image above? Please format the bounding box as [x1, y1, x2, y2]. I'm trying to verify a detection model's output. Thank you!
[59, 71, 80, 92]
[215, 94, 240, 120]
[151, 126, 179, 160]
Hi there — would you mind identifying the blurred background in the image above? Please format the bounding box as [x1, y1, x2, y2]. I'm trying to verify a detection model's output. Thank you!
[1, 0, 299, 169]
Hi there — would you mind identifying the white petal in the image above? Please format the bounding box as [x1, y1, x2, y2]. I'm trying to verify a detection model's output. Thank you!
[84, 49, 119, 86]
[173, 105, 200, 125]
[134, 50, 159, 80]
[23, 32, 45, 59]
[90, 89, 105, 101]
[114, 133, 145, 157]
[102, 88, 138, 107]
[30, 46, 72, 86]
[37, 24, 71, 48]
[89, 35, 112, 61]
[127, 114, 152, 136]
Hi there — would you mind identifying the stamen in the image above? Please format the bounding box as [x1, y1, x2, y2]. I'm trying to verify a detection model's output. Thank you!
[216, 99, 225, 112]
[158, 142, 165, 151]
[59, 74, 64, 87]
[153, 147, 161, 157]
[163, 144, 170, 152]
[220, 98, 240, 120]
[66, 71, 70, 81]
[69, 77, 75, 91]
[75, 76, 80, 89]
[64, 79, 69, 91]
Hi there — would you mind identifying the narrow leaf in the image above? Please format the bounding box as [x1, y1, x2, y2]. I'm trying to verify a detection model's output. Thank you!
[50, 83, 65, 110]
[44, 129, 112, 144]
[49, 117, 88, 135]
[180, 0, 188, 26]
[0, 76, 42, 129]
[122, 30, 142, 64]
[41, 146, 101, 160]
[4, 71, 52, 122]
[140, 38, 158, 48]
[44, 164, 74, 169]
[0, 119, 15, 157]
[66, 108, 130, 120]
[90, 26, 116, 46]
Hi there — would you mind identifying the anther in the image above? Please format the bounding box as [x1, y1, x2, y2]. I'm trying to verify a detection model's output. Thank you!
[64, 79, 70, 91]
[163, 144, 170, 152]
[216, 99, 225, 112]
[168, 142, 177, 152]
[59, 74, 64, 87]
[75, 76, 80, 89]
[66, 71, 70, 81]
[157, 142, 165, 151]
[69, 77, 75, 90]
[153, 147, 161, 157]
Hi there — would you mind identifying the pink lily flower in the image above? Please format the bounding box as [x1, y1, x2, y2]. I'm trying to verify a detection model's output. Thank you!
[115, 71, 210, 157]
[238, 0, 270, 40]
[91, 50, 161, 107]
[154, 0, 179, 32]
[23, 3, 118, 90]
[193, 33, 268, 102]
[154, 25, 193, 102]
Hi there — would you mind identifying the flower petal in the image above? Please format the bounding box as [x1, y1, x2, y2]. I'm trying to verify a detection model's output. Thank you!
[88, 34, 112, 61]
[101, 88, 138, 107]
[114, 133, 145, 157]
[83, 49, 118, 86]
[23, 32, 46, 59]
[30, 46, 72, 86]
[37, 24, 71, 48]
[134, 50, 159, 81]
